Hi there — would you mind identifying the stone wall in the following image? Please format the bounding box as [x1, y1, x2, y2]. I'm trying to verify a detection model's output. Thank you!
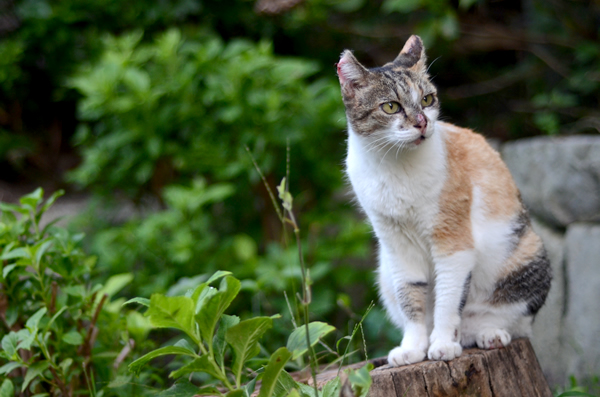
[502, 136, 600, 386]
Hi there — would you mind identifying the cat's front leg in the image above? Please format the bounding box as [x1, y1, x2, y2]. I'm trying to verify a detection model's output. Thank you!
[378, 245, 430, 366]
[428, 250, 475, 361]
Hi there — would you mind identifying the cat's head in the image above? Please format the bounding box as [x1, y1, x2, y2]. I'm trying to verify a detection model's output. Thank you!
[337, 35, 439, 149]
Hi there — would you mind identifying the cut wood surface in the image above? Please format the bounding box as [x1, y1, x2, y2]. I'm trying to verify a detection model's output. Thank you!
[311, 338, 552, 397]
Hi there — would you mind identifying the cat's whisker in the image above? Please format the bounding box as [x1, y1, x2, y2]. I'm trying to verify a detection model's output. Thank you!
[378, 139, 399, 168]
[365, 135, 393, 153]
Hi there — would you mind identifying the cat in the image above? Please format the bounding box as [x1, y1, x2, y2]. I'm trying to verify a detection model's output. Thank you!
[337, 35, 552, 366]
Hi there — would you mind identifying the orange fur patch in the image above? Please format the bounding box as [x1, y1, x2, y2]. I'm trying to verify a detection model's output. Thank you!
[432, 122, 521, 256]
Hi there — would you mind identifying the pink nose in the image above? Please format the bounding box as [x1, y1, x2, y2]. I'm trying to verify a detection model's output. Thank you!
[414, 114, 427, 132]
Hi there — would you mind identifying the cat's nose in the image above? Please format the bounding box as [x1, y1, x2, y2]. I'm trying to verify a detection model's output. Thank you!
[414, 114, 427, 132]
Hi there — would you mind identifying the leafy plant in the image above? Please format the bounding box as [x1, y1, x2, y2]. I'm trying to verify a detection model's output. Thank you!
[0, 189, 152, 396]
[124, 172, 374, 397]
[125, 270, 372, 397]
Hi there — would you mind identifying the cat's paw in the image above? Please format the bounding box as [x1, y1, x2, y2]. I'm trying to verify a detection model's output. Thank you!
[476, 329, 511, 350]
[427, 340, 462, 361]
[387, 346, 427, 367]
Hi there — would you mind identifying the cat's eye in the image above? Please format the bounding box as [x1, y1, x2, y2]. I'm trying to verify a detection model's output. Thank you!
[421, 94, 434, 107]
[381, 102, 401, 114]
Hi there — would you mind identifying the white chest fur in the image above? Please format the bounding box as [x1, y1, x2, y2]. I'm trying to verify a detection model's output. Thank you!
[345, 122, 448, 250]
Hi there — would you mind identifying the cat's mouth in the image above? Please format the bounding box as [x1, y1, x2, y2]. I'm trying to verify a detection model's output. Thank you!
[413, 135, 426, 145]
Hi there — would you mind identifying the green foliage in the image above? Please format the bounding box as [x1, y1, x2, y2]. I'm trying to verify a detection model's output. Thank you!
[126, 270, 373, 397]
[68, 28, 344, 199]
[0, 189, 156, 396]
[554, 375, 600, 397]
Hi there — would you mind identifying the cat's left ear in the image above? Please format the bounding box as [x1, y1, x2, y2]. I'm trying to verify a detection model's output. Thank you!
[393, 35, 427, 73]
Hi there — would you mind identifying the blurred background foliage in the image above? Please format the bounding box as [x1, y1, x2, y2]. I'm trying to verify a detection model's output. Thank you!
[0, 0, 599, 393]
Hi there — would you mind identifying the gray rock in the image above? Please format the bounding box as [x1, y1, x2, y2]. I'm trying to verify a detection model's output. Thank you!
[530, 217, 566, 386]
[502, 136, 600, 227]
[563, 223, 600, 381]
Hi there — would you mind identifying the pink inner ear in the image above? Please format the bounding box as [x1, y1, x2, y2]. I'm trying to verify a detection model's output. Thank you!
[337, 56, 351, 85]
[400, 35, 421, 57]
[337, 52, 362, 86]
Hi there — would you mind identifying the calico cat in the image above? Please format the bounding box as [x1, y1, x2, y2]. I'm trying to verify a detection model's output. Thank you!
[337, 35, 551, 366]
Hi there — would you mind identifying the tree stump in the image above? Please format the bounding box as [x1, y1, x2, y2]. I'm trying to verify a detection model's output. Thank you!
[313, 338, 552, 397]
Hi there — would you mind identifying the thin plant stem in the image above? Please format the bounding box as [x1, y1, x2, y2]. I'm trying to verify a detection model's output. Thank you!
[243, 145, 284, 224]
[337, 301, 374, 378]
[289, 214, 319, 397]
[246, 145, 319, 396]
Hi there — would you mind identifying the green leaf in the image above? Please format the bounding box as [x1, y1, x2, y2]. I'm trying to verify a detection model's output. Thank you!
[1, 332, 18, 358]
[44, 306, 68, 336]
[62, 331, 84, 346]
[286, 322, 335, 360]
[0, 247, 29, 261]
[258, 347, 292, 397]
[2, 264, 17, 278]
[321, 377, 341, 397]
[129, 345, 198, 375]
[20, 188, 44, 210]
[156, 379, 201, 397]
[22, 360, 49, 392]
[97, 273, 134, 300]
[196, 276, 241, 345]
[347, 363, 374, 397]
[226, 391, 245, 397]
[107, 375, 132, 388]
[214, 314, 240, 369]
[0, 202, 29, 216]
[0, 361, 23, 375]
[59, 358, 72, 373]
[26, 307, 47, 330]
[40, 189, 65, 215]
[206, 270, 232, 285]
[16, 329, 35, 351]
[557, 392, 598, 397]
[0, 379, 14, 397]
[168, 355, 223, 380]
[285, 390, 301, 397]
[146, 294, 199, 343]
[123, 297, 150, 307]
[271, 371, 304, 397]
[33, 240, 53, 269]
[225, 316, 274, 385]
[126, 311, 153, 340]
[173, 338, 196, 354]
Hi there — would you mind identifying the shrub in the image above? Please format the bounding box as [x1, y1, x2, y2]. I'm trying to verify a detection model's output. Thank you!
[68, 28, 345, 200]
[0, 189, 155, 396]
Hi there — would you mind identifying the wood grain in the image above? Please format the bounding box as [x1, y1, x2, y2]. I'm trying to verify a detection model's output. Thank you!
[310, 338, 551, 397]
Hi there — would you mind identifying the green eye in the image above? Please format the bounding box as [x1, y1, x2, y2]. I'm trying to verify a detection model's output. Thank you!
[381, 102, 401, 114]
[421, 94, 434, 107]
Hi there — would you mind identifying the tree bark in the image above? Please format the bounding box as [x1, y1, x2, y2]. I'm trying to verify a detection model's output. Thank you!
[313, 338, 552, 397]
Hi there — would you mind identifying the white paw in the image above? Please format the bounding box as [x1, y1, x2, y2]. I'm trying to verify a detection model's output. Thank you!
[476, 329, 511, 350]
[427, 340, 462, 361]
[388, 346, 427, 367]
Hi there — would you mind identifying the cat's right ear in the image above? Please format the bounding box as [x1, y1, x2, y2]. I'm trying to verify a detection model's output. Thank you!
[337, 50, 369, 97]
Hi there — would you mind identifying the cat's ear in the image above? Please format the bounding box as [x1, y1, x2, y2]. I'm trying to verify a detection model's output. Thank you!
[393, 35, 427, 73]
[337, 50, 369, 97]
